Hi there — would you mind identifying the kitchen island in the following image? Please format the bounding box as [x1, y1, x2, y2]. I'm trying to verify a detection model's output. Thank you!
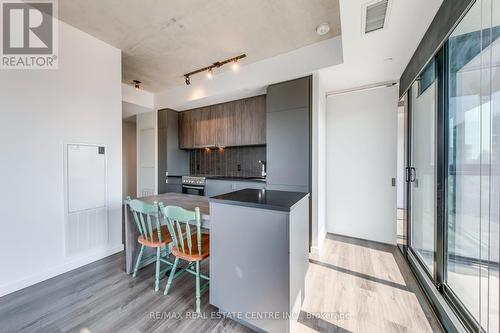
[123, 192, 209, 274]
[209, 188, 310, 333]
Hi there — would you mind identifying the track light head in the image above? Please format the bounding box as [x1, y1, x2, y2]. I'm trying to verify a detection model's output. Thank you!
[232, 59, 239, 71]
[185, 76, 190, 85]
[206, 68, 213, 79]
[133, 80, 141, 90]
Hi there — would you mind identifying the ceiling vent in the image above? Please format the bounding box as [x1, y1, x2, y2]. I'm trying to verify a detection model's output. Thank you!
[363, 0, 390, 34]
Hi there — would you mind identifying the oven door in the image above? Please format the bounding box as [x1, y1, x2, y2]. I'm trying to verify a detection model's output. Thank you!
[182, 185, 205, 196]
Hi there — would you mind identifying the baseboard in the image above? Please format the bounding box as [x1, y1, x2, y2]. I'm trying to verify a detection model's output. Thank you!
[310, 246, 320, 255]
[327, 231, 396, 246]
[310, 230, 327, 255]
[0, 244, 124, 297]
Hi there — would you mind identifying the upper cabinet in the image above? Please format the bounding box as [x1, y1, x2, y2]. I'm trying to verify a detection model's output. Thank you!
[241, 95, 266, 146]
[193, 106, 217, 148]
[178, 110, 194, 149]
[179, 95, 266, 149]
[266, 76, 311, 193]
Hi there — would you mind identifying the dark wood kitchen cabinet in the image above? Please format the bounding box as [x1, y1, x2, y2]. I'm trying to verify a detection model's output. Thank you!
[214, 101, 241, 147]
[178, 110, 194, 149]
[193, 106, 217, 147]
[241, 95, 266, 145]
[178, 95, 266, 149]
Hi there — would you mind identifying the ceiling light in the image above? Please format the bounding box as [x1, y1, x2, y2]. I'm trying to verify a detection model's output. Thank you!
[316, 23, 330, 36]
[232, 60, 239, 71]
[183, 54, 246, 85]
[133, 80, 141, 90]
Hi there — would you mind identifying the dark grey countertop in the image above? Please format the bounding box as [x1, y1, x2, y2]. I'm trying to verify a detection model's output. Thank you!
[205, 176, 266, 182]
[209, 188, 309, 212]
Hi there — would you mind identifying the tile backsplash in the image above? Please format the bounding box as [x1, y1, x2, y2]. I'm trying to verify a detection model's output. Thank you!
[189, 146, 266, 177]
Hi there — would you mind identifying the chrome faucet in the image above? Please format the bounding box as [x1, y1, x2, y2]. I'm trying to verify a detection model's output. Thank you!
[258, 160, 267, 177]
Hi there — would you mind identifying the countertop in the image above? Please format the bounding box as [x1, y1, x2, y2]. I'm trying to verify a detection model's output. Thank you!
[125, 192, 210, 219]
[209, 188, 309, 212]
[205, 175, 266, 182]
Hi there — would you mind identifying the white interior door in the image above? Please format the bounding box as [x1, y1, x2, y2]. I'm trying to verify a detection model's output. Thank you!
[326, 85, 398, 244]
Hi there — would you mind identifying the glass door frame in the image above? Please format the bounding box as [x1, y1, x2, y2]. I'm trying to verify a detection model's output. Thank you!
[406, 54, 441, 282]
[439, 36, 487, 333]
[405, 42, 485, 333]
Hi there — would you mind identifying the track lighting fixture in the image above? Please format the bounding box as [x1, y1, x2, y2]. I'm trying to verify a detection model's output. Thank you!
[133, 80, 141, 90]
[183, 54, 246, 85]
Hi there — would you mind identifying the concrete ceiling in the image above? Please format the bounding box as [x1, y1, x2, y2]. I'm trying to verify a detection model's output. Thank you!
[319, 0, 443, 93]
[59, 0, 341, 92]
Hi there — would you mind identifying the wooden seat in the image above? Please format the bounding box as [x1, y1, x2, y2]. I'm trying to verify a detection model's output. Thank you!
[172, 233, 210, 261]
[138, 225, 173, 248]
[159, 204, 210, 313]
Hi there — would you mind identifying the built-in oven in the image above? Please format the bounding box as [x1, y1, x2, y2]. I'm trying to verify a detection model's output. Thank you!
[181, 176, 206, 196]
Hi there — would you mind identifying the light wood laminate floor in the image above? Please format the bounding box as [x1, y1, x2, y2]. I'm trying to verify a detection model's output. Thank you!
[0, 234, 443, 333]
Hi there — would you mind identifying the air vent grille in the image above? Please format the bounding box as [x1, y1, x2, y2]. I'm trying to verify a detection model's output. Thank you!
[365, 0, 388, 33]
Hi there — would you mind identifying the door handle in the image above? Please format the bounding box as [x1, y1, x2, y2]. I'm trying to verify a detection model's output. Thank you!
[406, 167, 416, 182]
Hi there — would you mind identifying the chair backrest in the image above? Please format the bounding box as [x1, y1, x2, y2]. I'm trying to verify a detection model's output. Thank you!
[159, 203, 201, 256]
[125, 196, 162, 243]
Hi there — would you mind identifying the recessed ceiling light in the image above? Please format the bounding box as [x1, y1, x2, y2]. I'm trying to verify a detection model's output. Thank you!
[316, 23, 330, 36]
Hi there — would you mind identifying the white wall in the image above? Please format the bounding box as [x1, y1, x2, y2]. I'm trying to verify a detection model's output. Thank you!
[122, 101, 153, 119]
[0, 22, 123, 296]
[122, 83, 154, 110]
[136, 111, 158, 197]
[123, 119, 137, 200]
[326, 86, 398, 244]
[396, 107, 405, 209]
[311, 72, 327, 252]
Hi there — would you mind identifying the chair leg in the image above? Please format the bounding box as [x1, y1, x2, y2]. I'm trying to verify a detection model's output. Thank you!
[164, 257, 179, 295]
[133, 245, 145, 278]
[195, 260, 201, 313]
[155, 247, 161, 292]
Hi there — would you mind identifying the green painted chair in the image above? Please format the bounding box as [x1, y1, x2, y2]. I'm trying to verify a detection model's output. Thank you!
[159, 203, 210, 313]
[125, 196, 174, 292]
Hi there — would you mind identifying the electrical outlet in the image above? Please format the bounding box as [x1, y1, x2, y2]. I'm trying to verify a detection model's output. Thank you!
[237, 164, 241, 172]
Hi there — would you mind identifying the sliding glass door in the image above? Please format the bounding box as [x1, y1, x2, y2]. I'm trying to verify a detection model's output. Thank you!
[445, 0, 499, 331]
[409, 61, 437, 276]
[446, 1, 484, 325]
[405, 1, 499, 331]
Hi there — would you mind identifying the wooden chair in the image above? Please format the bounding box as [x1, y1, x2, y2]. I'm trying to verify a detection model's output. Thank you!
[159, 203, 209, 313]
[125, 197, 173, 292]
